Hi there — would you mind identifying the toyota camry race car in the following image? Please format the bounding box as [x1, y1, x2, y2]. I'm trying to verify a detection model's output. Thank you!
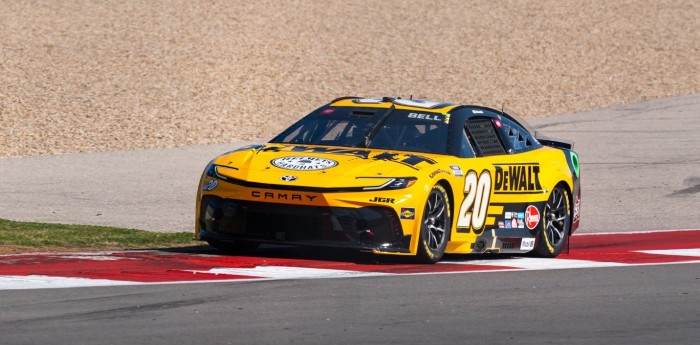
[196, 97, 581, 263]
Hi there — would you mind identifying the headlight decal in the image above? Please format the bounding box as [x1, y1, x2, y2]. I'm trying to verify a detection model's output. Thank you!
[360, 177, 417, 190]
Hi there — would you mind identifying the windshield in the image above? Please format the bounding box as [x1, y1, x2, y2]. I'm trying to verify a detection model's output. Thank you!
[270, 107, 450, 154]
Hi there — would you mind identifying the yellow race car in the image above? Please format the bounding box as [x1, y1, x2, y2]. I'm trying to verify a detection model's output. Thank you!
[196, 97, 581, 263]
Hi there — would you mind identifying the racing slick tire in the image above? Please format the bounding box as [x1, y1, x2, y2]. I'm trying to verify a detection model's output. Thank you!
[417, 184, 452, 263]
[207, 239, 260, 253]
[532, 184, 571, 257]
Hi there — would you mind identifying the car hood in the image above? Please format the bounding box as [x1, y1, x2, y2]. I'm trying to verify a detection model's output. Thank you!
[210, 144, 441, 189]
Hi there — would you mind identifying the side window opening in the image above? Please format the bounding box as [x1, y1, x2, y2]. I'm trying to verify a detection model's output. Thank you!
[464, 117, 506, 156]
[497, 117, 540, 153]
[459, 130, 476, 158]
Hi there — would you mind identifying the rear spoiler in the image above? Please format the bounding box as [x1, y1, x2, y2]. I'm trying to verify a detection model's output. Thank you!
[535, 133, 574, 150]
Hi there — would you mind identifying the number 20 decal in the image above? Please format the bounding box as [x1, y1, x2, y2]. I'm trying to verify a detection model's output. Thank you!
[457, 170, 492, 231]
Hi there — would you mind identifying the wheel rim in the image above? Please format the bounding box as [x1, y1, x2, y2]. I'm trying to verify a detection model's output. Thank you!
[544, 188, 569, 247]
[423, 190, 448, 251]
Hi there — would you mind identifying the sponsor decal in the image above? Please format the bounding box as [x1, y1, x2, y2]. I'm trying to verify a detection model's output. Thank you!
[370, 197, 395, 204]
[429, 169, 451, 178]
[287, 146, 436, 169]
[372, 152, 436, 169]
[520, 238, 536, 250]
[407, 112, 443, 121]
[202, 179, 218, 191]
[493, 118, 503, 128]
[573, 195, 581, 222]
[525, 205, 540, 230]
[570, 151, 580, 178]
[393, 99, 443, 108]
[444, 113, 451, 124]
[498, 221, 505, 228]
[251, 191, 317, 202]
[472, 109, 483, 114]
[450, 165, 463, 177]
[353, 98, 383, 104]
[400, 208, 415, 220]
[280, 175, 297, 182]
[271, 156, 338, 171]
[493, 163, 542, 193]
[501, 211, 526, 229]
[321, 108, 336, 115]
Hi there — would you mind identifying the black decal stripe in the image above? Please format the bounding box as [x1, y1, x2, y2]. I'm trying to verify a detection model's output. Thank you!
[217, 175, 366, 192]
[494, 191, 544, 195]
[214, 172, 412, 193]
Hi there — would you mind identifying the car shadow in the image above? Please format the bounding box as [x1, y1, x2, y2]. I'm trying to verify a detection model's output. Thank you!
[158, 244, 523, 266]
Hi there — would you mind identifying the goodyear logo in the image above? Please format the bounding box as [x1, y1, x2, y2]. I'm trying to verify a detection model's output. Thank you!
[494, 164, 542, 194]
[429, 169, 451, 178]
[400, 208, 415, 220]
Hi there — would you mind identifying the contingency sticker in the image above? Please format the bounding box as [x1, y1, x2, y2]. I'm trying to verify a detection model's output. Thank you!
[503, 211, 526, 229]
[400, 208, 415, 220]
[525, 205, 540, 230]
[520, 238, 536, 250]
[202, 179, 218, 191]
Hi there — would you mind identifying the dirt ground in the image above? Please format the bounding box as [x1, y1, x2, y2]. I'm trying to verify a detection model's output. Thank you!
[1, 0, 698, 157]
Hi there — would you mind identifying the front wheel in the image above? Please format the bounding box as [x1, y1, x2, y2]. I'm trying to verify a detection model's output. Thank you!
[417, 185, 452, 263]
[532, 185, 571, 257]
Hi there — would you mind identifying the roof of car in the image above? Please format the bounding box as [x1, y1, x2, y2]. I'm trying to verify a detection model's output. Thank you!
[329, 97, 460, 113]
[329, 96, 547, 141]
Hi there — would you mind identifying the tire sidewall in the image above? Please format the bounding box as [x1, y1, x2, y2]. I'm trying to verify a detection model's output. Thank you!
[536, 186, 570, 257]
[418, 184, 451, 263]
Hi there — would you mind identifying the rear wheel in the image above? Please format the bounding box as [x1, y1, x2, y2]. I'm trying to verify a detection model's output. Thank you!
[533, 185, 571, 257]
[417, 185, 451, 263]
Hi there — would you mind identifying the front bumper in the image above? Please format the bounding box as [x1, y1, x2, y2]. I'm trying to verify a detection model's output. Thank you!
[198, 195, 411, 253]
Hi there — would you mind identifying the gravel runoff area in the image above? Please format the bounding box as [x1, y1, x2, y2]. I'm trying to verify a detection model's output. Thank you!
[1, 0, 698, 158]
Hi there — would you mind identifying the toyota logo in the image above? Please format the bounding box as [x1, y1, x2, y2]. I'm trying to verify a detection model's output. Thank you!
[280, 175, 298, 182]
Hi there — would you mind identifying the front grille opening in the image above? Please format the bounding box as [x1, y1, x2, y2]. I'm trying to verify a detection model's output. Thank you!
[200, 196, 404, 248]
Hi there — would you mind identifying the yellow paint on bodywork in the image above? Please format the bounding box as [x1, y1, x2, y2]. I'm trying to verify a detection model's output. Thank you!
[196, 123, 575, 256]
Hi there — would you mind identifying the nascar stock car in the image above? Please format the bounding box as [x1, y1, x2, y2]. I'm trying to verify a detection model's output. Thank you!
[196, 97, 581, 263]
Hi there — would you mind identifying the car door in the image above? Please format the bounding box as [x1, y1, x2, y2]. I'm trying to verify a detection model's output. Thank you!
[447, 112, 545, 252]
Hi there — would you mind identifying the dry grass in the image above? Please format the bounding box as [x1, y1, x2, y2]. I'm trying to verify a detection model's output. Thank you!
[1, 0, 698, 157]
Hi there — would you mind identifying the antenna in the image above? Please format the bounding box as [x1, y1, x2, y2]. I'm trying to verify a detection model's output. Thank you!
[410, 94, 413, 100]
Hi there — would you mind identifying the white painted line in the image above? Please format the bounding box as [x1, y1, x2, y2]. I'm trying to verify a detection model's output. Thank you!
[444, 257, 625, 270]
[188, 266, 391, 279]
[0, 275, 137, 290]
[635, 249, 700, 258]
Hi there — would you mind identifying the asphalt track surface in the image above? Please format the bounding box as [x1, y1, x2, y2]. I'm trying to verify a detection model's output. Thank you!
[1, 95, 699, 344]
[1, 248, 699, 345]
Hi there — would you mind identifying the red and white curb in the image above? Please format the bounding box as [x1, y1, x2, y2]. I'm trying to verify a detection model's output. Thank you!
[1, 229, 699, 290]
